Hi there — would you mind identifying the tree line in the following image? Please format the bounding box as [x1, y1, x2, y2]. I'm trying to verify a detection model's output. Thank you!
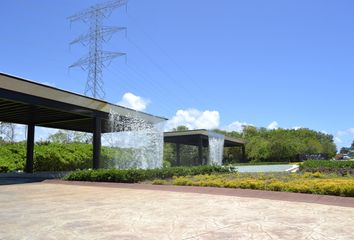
[218, 126, 337, 162]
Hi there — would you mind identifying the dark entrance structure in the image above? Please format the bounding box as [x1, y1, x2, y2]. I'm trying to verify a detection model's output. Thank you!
[164, 130, 246, 165]
[0, 73, 166, 173]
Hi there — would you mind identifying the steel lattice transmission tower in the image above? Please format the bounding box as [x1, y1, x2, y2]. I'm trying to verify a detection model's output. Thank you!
[68, 0, 127, 99]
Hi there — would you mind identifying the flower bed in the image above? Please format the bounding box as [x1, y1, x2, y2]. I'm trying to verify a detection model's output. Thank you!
[153, 172, 354, 197]
[300, 160, 354, 175]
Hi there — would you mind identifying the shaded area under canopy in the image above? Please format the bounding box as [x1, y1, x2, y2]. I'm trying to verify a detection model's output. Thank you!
[0, 72, 166, 172]
[164, 129, 246, 165]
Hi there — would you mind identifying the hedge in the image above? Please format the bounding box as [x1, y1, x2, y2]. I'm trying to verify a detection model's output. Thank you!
[0, 142, 139, 173]
[0, 142, 93, 172]
[64, 165, 232, 183]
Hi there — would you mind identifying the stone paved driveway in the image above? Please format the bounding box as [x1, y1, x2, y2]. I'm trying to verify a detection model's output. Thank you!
[1, 182, 353, 240]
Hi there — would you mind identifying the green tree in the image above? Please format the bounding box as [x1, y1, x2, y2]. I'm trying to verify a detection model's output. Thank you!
[340, 147, 350, 154]
[174, 126, 189, 131]
[0, 122, 16, 142]
[246, 137, 270, 162]
[236, 127, 336, 162]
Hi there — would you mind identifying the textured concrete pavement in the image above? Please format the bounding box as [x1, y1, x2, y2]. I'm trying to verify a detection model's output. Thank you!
[1, 182, 354, 240]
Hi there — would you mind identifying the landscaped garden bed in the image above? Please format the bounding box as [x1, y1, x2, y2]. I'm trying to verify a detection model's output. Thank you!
[64, 164, 354, 197]
[300, 160, 354, 175]
[64, 165, 232, 183]
[157, 172, 354, 197]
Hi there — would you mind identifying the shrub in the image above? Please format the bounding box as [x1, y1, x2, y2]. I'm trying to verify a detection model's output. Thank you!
[0, 143, 26, 172]
[0, 142, 93, 172]
[64, 165, 231, 183]
[152, 179, 167, 185]
[163, 160, 171, 168]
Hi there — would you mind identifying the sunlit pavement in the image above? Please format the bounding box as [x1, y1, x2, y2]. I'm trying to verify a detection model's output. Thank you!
[1, 182, 353, 240]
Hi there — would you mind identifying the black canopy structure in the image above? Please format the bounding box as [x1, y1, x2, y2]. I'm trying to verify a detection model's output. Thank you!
[164, 129, 246, 165]
[0, 73, 167, 172]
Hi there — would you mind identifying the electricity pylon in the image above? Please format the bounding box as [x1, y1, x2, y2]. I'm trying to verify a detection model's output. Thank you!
[68, 0, 127, 99]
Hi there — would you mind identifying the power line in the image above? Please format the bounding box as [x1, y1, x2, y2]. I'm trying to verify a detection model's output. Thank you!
[68, 0, 128, 99]
[123, 59, 193, 109]
[127, 13, 207, 107]
[127, 36, 206, 108]
[106, 64, 178, 115]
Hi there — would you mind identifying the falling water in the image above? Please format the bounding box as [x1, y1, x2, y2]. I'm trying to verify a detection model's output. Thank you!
[208, 131, 225, 165]
[102, 110, 164, 169]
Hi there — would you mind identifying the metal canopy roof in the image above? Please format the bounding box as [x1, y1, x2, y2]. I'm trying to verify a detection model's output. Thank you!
[0, 73, 167, 133]
[164, 129, 245, 147]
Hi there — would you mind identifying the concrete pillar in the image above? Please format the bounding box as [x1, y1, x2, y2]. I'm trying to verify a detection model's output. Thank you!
[25, 124, 35, 173]
[241, 145, 246, 163]
[198, 136, 203, 165]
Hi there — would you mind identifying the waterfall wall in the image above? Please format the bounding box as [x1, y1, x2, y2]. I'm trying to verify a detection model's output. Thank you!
[102, 110, 164, 169]
[208, 131, 225, 166]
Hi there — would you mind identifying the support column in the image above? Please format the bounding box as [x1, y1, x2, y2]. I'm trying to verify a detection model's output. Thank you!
[93, 117, 101, 169]
[25, 124, 35, 173]
[176, 143, 181, 166]
[198, 136, 203, 165]
[241, 145, 246, 163]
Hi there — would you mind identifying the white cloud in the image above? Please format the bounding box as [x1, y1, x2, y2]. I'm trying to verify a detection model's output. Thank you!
[118, 92, 150, 111]
[224, 121, 254, 132]
[291, 126, 302, 130]
[334, 137, 343, 144]
[337, 130, 348, 137]
[336, 128, 354, 137]
[165, 109, 220, 131]
[332, 127, 354, 149]
[348, 128, 354, 135]
[267, 121, 279, 130]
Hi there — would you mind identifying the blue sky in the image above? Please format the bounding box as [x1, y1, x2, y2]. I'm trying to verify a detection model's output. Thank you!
[1, 0, 354, 149]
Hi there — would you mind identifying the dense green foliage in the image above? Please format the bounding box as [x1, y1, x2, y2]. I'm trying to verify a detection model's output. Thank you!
[64, 166, 232, 183]
[167, 173, 354, 197]
[0, 142, 93, 172]
[0, 142, 136, 172]
[216, 127, 337, 163]
[0, 142, 26, 172]
[300, 160, 354, 175]
[0, 125, 341, 173]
